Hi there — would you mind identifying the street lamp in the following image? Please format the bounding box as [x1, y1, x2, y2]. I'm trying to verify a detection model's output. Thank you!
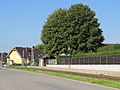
[31, 46, 35, 66]
[22, 50, 25, 67]
[68, 47, 71, 68]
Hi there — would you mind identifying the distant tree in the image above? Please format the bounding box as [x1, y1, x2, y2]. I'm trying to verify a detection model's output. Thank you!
[35, 44, 44, 51]
[41, 4, 104, 56]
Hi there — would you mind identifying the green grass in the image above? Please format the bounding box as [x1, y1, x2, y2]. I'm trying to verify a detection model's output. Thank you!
[7, 66, 120, 89]
[75, 44, 120, 57]
[75, 50, 120, 57]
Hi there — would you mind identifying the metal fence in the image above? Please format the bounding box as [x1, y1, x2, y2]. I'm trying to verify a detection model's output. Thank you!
[57, 54, 120, 65]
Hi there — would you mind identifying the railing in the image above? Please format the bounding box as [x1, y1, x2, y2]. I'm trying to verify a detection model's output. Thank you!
[57, 54, 120, 65]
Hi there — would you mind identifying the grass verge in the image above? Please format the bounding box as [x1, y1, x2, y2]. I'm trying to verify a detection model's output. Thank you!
[7, 66, 120, 89]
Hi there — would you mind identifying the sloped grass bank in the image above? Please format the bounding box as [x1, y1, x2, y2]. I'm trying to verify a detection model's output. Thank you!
[75, 44, 120, 57]
[7, 66, 120, 89]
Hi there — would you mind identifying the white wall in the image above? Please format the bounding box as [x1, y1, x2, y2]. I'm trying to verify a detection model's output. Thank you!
[46, 65, 120, 72]
[47, 65, 69, 68]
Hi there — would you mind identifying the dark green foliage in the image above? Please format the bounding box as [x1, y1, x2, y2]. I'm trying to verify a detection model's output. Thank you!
[97, 44, 120, 52]
[75, 44, 120, 57]
[35, 44, 44, 51]
[41, 4, 104, 56]
[34, 59, 39, 66]
[12, 63, 22, 66]
[3, 60, 7, 65]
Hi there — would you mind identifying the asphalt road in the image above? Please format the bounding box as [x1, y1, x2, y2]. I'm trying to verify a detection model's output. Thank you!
[0, 67, 119, 90]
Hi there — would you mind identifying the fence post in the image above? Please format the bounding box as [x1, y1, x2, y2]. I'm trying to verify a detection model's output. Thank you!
[106, 55, 108, 64]
[99, 56, 101, 64]
[68, 55, 70, 68]
[79, 57, 81, 64]
[75, 58, 76, 65]
[93, 57, 95, 64]
[114, 55, 116, 64]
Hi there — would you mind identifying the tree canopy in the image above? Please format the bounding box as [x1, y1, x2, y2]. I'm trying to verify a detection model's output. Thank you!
[41, 4, 104, 56]
[35, 44, 44, 51]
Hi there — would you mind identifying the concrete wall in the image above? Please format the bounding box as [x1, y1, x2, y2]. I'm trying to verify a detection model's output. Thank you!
[47, 65, 69, 68]
[39, 59, 44, 66]
[46, 65, 120, 72]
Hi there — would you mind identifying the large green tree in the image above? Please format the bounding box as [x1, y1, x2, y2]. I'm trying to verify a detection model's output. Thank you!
[41, 4, 104, 56]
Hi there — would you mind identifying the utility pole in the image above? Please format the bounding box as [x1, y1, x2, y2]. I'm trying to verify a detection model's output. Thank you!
[68, 47, 71, 68]
[0, 49, 3, 62]
[31, 46, 35, 66]
[22, 50, 25, 67]
[1, 53, 3, 62]
[1, 48, 3, 67]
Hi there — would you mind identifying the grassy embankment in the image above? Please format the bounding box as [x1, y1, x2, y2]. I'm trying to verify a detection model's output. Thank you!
[75, 44, 120, 57]
[7, 66, 120, 89]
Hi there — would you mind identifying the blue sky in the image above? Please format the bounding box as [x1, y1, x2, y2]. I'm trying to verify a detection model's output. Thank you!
[0, 0, 120, 52]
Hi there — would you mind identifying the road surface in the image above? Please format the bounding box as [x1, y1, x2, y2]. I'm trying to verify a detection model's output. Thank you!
[0, 67, 119, 90]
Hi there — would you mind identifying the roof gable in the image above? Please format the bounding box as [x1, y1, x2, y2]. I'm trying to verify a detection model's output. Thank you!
[7, 47, 44, 60]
